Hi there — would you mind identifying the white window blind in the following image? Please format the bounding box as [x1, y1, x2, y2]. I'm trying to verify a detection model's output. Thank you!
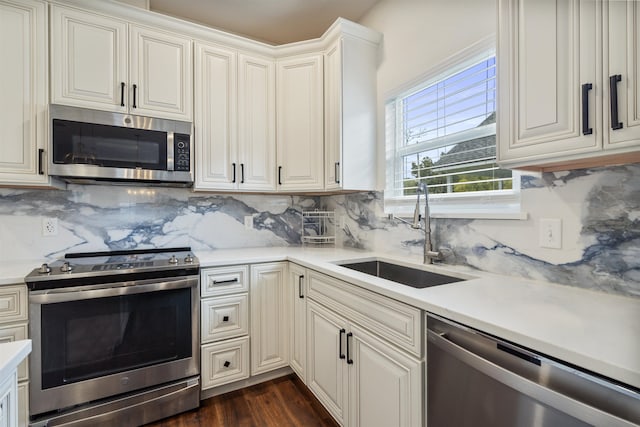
[386, 55, 514, 200]
[385, 49, 519, 221]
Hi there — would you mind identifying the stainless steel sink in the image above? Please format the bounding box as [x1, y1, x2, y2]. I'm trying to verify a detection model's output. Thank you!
[337, 260, 465, 289]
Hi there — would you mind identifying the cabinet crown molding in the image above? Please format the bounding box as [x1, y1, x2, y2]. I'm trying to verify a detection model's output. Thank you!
[50, 0, 382, 57]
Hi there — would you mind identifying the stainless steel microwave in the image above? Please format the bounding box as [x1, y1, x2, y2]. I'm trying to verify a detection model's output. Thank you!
[49, 105, 193, 186]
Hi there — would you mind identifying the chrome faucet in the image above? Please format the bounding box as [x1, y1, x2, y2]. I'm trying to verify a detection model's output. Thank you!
[390, 182, 442, 264]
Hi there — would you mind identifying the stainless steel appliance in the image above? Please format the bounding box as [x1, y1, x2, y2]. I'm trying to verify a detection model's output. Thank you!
[49, 104, 193, 186]
[427, 314, 640, 427]
[25, 248, 200, 427]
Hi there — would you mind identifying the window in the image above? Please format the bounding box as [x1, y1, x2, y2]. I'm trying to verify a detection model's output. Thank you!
[385, 42, 522, 219]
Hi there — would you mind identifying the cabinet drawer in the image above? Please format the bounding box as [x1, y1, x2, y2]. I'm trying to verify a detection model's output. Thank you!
[0, 325, 28, 382]
[201, 293, 249, 344]
[307, 271, 422, 357]
[201, 266, 249, 297]
[0, 286, 27, 325]
[201, 336, 250, 390]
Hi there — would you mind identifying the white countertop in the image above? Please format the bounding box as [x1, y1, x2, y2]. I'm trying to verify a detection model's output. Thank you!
[198, 246, 640, 390]
[4, 247, 639, 390]
[0, 260, 42, 286]
[0, 340, 31, 383]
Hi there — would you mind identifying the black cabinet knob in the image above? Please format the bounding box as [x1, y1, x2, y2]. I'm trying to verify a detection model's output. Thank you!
[223, 315, 229, 322]
[223, 361, 231, 368]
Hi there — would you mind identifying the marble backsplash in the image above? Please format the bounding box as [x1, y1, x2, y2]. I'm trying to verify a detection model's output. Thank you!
[0, 185, 318, 261]
[326, 164, 640, 297]
[1, 163, 638, 297]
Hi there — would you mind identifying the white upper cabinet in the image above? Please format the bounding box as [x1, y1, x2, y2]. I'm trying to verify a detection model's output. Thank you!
[604, 0, 640, 150]
[194, 41, 237, 190]
[51, 6, 127, 113]
[194, 46, 276, 192]
[276, 54, 324, 191]
[498, 0, 600, 167]
[324, 34, 379, 191]
[51, 5, 192, 121]
[498, 0, 640, 171]
[0, 0, 50, 187]
[237, 53, 277, 191]
[129, 25, 192, 120]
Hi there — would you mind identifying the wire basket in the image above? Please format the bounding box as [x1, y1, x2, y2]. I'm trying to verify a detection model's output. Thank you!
[301, 210, 336, 246]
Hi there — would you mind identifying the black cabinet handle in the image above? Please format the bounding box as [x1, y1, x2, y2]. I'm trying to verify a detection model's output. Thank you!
[298, 275, 304, 298]
[120, 82, 125, 107]
[346, 332, 353, 364]
[609, 74, 623, 130]
[223, 360, 230, 368]
[38, 149, 45, 175]
[581, 83, 593, 135]
[232, 163, 236, 183]
[335, 162, 340, 184]
[213, 278, 238, 285]
[223, 315, 229, 322]
[240, 163, 245, 184]
[278, 166, 282, 185]
[339, 329, 346, 359]
[132, 84, 138, 108]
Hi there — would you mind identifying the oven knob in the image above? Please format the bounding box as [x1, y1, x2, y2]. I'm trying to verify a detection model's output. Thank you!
[169, 255, 179, 264]
[184, 254, 194, 263]
[60, 261, 73, 273]
[38, 263, 51, 274]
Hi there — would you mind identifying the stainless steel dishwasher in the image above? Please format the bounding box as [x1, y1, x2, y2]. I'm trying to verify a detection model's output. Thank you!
[427, 314, 640, 427]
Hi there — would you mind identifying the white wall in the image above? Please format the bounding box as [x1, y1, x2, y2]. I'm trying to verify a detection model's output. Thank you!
[359, 0, 497, 189]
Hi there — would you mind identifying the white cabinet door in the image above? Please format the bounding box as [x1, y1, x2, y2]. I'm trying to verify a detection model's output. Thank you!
[347, 323, 423, 427]
[605, 0, 640, 149]
[324, 36, 377, 191]
[288, 263, 307, 382]
[306, 300, 348, 426]
[50, 5, 128, 112]
[129, 25, 192, 121]
[194, 42, 237, 190]
[238, 53, 277, 191]
[0, 0, 49, 187]
[0, 372, 17, 427]
[250, 263, 289, 375]
[498, 0, 600, 165]
[276, 54, 324, 191]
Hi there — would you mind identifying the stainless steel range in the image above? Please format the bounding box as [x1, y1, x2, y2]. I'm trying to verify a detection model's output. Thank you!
[25, 247, 200, 427]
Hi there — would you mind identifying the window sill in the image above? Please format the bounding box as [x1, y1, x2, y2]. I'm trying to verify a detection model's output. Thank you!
[384, 193, 527, 220]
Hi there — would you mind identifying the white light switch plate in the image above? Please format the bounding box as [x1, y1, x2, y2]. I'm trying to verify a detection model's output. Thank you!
[244, 215, 253, 230]
[539, 218, 562, 249]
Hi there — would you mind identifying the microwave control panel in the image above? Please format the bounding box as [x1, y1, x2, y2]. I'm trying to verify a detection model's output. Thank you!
[174, 133, 191, 171]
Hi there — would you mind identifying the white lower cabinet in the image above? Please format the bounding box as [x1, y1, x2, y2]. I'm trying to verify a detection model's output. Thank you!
[0, 372, 17, 427]
[201, 336, 250, 389]
[0, 285, 28, 427]
[288, 263, 307, 382]
[307, 297, 423, 427]
[250, 263, 289, 375]
[200, 266, 251, 391]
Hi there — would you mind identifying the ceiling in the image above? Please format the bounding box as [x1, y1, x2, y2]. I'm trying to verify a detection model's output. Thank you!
[148, 0, 381, 45]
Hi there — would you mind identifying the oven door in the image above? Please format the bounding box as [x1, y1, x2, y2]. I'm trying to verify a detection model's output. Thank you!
[29, 276, 199, 417]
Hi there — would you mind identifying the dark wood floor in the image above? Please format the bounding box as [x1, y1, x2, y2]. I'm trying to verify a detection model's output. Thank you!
[145, 375, 339, 427]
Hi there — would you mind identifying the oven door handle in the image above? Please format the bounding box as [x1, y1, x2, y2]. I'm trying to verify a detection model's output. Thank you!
[29, 276, 198, 304]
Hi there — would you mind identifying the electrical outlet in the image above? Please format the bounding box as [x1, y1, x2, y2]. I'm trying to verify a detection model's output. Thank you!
[42, 217, 58, 236]
[244, 215, 253, 230]
[539, 218, 562, 249]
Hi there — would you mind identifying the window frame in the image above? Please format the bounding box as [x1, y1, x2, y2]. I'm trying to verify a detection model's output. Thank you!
[384, 36, 524, 220]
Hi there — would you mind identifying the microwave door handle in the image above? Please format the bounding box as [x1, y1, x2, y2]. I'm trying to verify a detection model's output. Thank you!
[167, 132, 175, 171]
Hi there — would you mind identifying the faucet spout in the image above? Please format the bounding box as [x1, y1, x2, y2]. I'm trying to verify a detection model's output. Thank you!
[417, 182, 440, 264]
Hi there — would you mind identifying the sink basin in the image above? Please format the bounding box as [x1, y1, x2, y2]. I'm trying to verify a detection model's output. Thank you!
[337, 260, 465, 289]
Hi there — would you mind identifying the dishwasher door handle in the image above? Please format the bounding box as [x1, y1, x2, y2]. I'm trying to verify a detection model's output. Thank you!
[427, 330, 637, 427]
